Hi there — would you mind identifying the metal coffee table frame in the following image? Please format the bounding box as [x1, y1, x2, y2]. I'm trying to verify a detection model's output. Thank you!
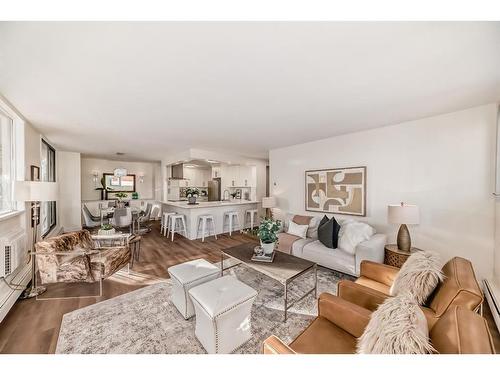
[220, 250, 317, 322]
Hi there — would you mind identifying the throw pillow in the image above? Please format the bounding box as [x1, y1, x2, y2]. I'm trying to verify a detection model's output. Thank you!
[357, 293, 435, 354]
[318, 215, 332, 248]
[317, 215, 341, 249]
[292, 215, 313, 226]
[287, 220, 308, 238]
[390, 251, 444, 304]
[338, 221, 376, 254]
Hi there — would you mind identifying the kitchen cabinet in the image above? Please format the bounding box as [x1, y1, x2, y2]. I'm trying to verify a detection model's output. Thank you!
[226, 165, 239, 187]
[211, 166, 221, 178]
[239, 166, 253, 187]
[183, 167, 211, 187]
[226, 165, 255, 187]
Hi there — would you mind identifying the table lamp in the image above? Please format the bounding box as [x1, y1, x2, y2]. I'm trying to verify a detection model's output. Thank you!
[14, 180, 58, 298]
[387, 202, 419, 252]
[261, 196, 277, 219]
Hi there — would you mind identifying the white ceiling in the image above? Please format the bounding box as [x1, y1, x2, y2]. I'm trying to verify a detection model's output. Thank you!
[0, 22, 499, 161]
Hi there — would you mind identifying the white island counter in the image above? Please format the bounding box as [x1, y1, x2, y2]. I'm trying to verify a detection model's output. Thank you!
[161, 200, 260, 240]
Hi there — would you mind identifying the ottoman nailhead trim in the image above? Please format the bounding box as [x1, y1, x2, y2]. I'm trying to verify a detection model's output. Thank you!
[191, 292, 257, 353]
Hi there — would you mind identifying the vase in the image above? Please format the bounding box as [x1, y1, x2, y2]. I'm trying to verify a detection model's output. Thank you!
[116, 201, 125, 208]
[188, 196, 197, 205]
[261, 241, 275, 255]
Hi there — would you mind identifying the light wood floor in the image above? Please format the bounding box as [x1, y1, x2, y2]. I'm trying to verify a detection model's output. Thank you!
[0, 222, 257, 354]
[0, 221, 499, 353]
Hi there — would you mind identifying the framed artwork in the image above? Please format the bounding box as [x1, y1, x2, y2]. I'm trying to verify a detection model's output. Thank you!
[103, 173, 136, 192]
[30, 165, 40, 181]
[305, 166, 366, 216]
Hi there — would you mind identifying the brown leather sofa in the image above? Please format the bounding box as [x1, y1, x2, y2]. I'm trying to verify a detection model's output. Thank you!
[262, 292, 496, 354]
[337, 257, 483, 329]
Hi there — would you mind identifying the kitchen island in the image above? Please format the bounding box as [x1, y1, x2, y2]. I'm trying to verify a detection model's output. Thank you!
[161, 200, 260, 240]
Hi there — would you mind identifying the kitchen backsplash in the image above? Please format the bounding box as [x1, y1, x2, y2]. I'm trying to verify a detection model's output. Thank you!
[180, 187, 208, 198]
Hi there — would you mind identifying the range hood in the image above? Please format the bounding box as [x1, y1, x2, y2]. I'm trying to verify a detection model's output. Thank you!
[170, 163, 185, 179]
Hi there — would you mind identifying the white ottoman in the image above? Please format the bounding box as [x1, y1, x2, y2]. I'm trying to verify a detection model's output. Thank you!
[167, 258, 220, 319]
[189, 275, 258, 354]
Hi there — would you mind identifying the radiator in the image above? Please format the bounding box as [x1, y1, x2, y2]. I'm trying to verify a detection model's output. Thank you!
[483, 279, 500, 334]
[0, 230, 27, 278]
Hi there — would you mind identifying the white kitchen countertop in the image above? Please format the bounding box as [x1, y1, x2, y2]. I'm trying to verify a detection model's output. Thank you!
[162, 200, 259, 209]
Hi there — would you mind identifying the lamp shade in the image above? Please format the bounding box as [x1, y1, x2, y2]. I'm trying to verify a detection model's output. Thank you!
[261, 196, 276, 208]
[14, 181, 58, 202]
[387, 203, 419, 225]
[114, 168, 127, 177]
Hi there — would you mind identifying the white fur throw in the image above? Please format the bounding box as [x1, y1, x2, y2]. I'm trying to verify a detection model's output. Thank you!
[357, 294, 435, 354]
[390, 251, 444, 304]
[338, 220, 376, 254]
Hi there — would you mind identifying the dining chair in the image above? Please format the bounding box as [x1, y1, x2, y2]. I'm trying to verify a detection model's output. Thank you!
[112, 207, 133, 233]
[82, 205, 102, 228]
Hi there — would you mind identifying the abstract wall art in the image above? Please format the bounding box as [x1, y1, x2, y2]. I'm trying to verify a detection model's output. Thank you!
[305, 166, 366, 216]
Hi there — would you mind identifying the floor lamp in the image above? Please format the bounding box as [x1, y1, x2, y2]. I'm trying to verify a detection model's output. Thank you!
[262, 197, 276, 219]
[14, 180, 58, 299]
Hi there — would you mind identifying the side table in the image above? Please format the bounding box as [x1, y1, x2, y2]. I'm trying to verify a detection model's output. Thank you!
[384, 244, 421, 268]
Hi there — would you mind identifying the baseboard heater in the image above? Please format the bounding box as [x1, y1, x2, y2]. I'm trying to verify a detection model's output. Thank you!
[483, 279, 500, 333]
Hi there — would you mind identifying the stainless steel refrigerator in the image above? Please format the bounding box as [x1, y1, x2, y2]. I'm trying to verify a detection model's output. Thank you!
[208, 178, 221, 201]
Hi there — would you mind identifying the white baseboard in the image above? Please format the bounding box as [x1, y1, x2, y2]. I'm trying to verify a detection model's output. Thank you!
[0, 261, 31, 322]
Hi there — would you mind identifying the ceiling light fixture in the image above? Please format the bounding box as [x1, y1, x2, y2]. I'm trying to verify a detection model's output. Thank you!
[114, 168, 127, 177]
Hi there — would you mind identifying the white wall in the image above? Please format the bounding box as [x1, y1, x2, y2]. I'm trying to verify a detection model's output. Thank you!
[80, 158, 160, 201]
[57, 151, 81, 231]
[270, 104, 497, 280]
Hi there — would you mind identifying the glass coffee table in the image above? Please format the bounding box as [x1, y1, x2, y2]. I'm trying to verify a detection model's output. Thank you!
[220, 243, 317, 322]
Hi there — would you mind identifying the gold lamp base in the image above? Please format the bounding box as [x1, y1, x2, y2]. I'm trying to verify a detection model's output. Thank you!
[396, 224, 411, 253]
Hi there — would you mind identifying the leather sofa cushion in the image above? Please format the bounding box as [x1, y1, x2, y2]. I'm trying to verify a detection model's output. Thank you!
[430, 306, 495, 354]
[428, 257, 483, 316]
[355, 276, 391, 295]
[290, 317, 357, 354]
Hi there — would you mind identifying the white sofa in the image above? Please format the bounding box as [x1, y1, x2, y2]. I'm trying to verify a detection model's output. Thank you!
[278, 214, 386, 276]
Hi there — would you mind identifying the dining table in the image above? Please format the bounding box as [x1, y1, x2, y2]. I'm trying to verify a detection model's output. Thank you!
[99, 205, 145, 234]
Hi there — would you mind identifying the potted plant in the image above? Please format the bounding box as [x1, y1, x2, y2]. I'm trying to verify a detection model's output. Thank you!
[185, 187, 200, 205]
[257, 217, 282, 255]
[115, 192, 128, 207]
[98, 223, 115, 235]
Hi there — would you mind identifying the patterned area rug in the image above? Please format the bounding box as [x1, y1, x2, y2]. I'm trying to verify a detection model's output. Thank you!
[56, 265, 353, 354]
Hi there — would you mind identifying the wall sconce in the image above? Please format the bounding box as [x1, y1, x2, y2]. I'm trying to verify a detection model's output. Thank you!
[138, 173, 145, 183]
[92, 171, 99, 183]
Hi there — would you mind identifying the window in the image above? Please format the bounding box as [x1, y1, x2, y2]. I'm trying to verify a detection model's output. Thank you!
[41, 139, 56, 236]
[0, 109, 14, 215]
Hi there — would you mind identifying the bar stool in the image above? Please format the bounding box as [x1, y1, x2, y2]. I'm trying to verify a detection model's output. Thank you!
[169, 214, 187, 241]
[161, 211, 177, 237]
[223, 211, 241, 236]
[244, 209, 258, 230]
[197, 214, 217, 242]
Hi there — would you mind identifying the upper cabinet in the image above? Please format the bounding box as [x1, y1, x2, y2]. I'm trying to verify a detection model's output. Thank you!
[183, 167, 211, 187]
[211, 166, 221, 178]
[226, 165, 255, 187]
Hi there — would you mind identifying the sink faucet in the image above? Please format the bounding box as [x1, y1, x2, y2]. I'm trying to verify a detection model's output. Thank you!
[222, 189, 230, 201]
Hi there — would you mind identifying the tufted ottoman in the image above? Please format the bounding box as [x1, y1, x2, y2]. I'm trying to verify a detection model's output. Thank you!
[189, 275, 258, 354]
[167, 258, 220, 319]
